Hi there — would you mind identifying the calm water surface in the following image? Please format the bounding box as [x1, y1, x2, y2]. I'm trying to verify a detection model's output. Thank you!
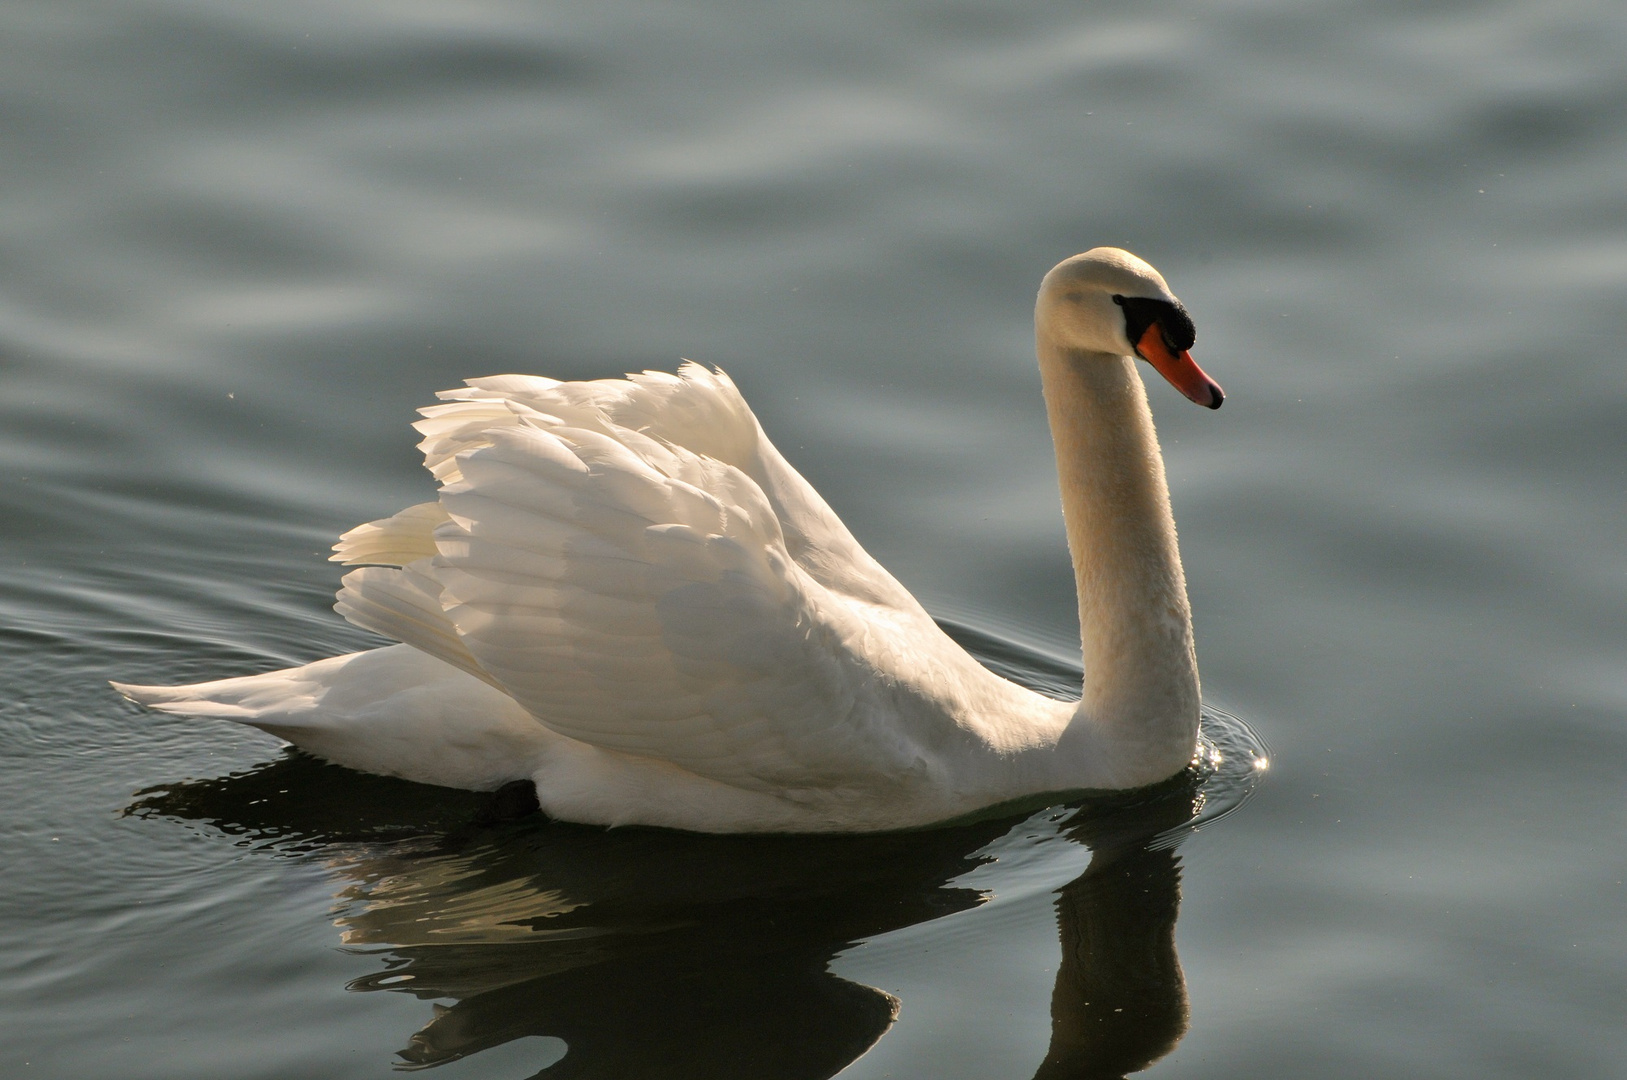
[2, 0, 1624, 1077]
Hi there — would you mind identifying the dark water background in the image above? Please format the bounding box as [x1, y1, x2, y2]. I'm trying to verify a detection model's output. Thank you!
[2, 0, 1623, 1077]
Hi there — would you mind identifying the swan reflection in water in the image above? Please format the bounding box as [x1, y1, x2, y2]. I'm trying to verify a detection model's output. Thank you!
[132, 705, 1263, 1080]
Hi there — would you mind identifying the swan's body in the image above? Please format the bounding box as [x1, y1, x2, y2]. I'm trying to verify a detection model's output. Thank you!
[116, 249, 1224, 833]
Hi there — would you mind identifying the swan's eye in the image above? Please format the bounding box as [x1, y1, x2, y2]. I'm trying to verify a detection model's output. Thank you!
[1113, 295, 1196, 354]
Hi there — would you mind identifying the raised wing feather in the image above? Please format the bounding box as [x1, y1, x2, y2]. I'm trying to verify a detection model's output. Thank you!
[332, 365, 948, 793]
[421, 364, 923, 610]
[333, 502, 450, 567]
[333, 561, 496, 688]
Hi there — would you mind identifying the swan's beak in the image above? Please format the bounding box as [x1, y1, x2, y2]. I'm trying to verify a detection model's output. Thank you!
[1135, 323, 1224, 409]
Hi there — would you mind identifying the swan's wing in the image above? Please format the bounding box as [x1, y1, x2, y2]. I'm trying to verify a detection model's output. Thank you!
[333, 379, 944, 792]
[332, 560, 498, 688]
[408, 363, 923, 612]
[332, 502, 449, 568]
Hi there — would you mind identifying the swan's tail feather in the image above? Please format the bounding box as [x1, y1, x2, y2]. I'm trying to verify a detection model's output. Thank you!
[112, 676, 289, 722]
[111, 646, 553, 791]
[112, 652, 389, 727]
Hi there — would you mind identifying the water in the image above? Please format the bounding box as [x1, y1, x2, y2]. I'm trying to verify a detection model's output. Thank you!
[1, 0, 1623, 1076]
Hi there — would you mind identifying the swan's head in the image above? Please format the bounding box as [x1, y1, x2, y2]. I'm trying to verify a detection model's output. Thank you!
[1037, 247, 1224, 409]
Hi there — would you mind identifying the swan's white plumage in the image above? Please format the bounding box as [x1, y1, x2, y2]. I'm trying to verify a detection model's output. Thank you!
[332, 561, 496, 687]
[331, 502, 449, 568]
[112, 645, 552, 791]
[116, 250, 1218, 833]
[121, 364, 1062, 829]
[354, 369, 972, 792]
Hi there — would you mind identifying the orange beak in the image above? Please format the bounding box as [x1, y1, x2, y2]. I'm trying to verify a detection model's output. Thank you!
[1135, 323, 1224, 409]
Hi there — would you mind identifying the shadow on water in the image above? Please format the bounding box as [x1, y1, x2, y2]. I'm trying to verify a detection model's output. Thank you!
[126, 631, 1266, 1079]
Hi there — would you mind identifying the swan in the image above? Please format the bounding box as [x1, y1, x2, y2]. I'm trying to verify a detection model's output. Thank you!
[114, 248, 1224, 834]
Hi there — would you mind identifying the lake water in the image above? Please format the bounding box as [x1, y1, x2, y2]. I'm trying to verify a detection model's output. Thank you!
[2, 0, 1623, 1077]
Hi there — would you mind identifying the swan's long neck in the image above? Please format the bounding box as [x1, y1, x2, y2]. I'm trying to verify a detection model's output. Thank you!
[1037, 341, 1201, 785]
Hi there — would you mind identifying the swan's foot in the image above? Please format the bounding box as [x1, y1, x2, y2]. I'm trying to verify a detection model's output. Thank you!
[473, 779, 542, 824]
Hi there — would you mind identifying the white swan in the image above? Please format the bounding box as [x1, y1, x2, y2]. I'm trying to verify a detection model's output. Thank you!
[115, 248, 1224, 834]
